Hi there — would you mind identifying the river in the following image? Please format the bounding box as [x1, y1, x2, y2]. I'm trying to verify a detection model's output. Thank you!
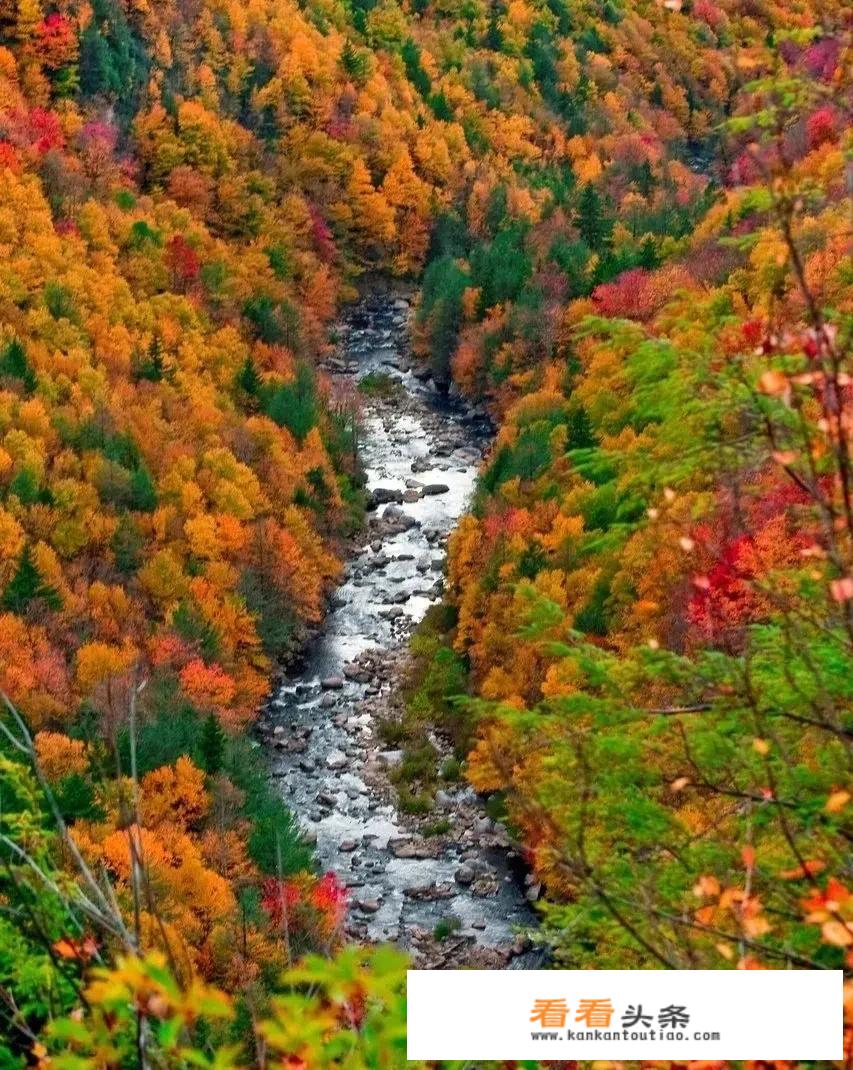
[259, 287, 537, 968]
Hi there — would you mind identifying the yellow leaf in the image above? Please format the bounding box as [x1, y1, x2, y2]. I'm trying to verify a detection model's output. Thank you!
[693, 875, 720, 898]
[822, 920, 853, 947]
[826, 790, 850, 814]
[743, 915, 772, 937]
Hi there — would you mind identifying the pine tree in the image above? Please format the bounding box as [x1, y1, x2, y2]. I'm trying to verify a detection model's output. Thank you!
[340, 39, 368, 83]
[638, 234, 659, 269]
[135, 336, 165, 381]
[199, 713, 226, 774]
[2, 545, 61, 613]
[636, 159, 656, 199]
[236, 357, 261, 400]
[111, 513, 144, 573]
[575, 183, 610, 250]
[172, 600, 221, 661]
[0, 339, 37, 392]
[128, 465, 157, 512]
[9, 468, 45, 505]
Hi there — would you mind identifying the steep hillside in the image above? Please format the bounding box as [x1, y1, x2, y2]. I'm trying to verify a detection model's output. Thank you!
[418, 0, 852, 978]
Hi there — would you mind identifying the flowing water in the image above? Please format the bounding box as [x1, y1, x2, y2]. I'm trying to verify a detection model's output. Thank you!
[262, 289, 536, 965]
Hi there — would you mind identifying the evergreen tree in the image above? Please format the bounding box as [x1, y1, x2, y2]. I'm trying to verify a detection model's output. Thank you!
[636, 159, 656, 199]
[340, 39, 369, 83]
[9, 468, 46, 505]
[401, 38, 431, 97]
[429, 91, 452, 121]
[199, 713, 226, 775]
[135, 336, 165, 381]
[79, 21, 114, 97]
[0, 339, 36, 393]
[575, 183, 610, 249]
[484, 5, 503, 50]
[111, 513, 144, 574]
[236, 357, 261, 400]
[419, 255, 469, 391]
[263, 364, 317, 441]
[128, 465, 157, 512]
[77, 0, 148, 115]
[2, 545, 61, 613]
[172, 600, 221, 661]
[638, 234, 659, 269]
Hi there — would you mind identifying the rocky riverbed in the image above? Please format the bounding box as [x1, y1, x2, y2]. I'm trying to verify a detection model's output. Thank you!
[257, 288, 538, 968]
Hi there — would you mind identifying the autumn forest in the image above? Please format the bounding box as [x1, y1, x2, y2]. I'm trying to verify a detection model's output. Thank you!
[0, 0, 849, 1061]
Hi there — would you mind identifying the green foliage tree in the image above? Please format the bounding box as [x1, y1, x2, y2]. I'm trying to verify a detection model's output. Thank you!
[0, 339, 36, 393]
[575, 182, 610, 250]
[2, 546, 61, 613]
[418, 255, 469, 390]
[263, 364, 318, 441]
[199, 712, 226, 774]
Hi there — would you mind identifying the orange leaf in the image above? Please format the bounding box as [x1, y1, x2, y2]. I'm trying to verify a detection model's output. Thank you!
[826, 790, 850, 814]
[781, 859, 825, 880]
[758, 370, 788, 396]
[52, 939, 79, 959]
[741, 845, 756, 868]
[693, 875, 720, 898]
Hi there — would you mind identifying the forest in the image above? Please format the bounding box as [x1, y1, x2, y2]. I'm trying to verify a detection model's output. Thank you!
[0, 0, 849, 1062]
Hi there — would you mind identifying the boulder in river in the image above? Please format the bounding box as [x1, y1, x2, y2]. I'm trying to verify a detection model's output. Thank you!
[389, 837, 435, 859]
[321, 676, 344, 690]
[326, 749, 348, 770]
[422, 483, 450, 496]
[382, 504, 418, 529]
[455, 864, 475, 886]
[369, 487, 403, 509]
